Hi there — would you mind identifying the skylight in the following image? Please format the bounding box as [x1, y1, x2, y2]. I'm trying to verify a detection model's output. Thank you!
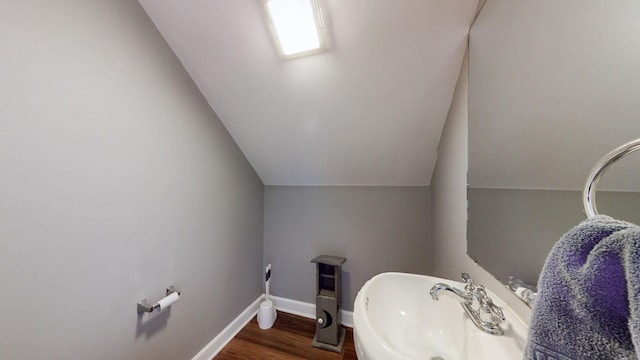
[261, 0, 330, 59]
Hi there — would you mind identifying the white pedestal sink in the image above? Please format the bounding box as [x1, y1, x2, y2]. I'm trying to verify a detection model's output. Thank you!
[353, 272, 528, 360]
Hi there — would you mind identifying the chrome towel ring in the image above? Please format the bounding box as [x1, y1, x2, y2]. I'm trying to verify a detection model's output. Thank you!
[583, 138, 640, 218]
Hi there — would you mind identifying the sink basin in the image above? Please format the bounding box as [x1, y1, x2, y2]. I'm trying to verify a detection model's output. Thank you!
[353, 272, 528, 360]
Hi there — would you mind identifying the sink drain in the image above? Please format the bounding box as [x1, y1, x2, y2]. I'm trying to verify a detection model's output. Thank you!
[431, 357, 445, 360]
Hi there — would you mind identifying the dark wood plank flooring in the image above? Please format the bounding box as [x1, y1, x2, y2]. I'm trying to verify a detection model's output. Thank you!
[215, 311, 358, 360]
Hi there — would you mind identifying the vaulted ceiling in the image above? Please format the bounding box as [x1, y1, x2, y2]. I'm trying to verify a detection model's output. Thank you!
[139, 0, 479, 186]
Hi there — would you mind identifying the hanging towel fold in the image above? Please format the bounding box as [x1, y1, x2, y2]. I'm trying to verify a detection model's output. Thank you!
[525, 215, 640, 360]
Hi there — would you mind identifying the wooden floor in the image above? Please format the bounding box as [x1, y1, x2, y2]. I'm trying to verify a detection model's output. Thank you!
[215, 312, 358, 360]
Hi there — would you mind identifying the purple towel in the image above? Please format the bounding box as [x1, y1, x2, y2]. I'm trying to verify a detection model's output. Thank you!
[525, 215, 640, 360]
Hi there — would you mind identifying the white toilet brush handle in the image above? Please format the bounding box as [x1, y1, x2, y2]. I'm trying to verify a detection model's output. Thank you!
[265, 264, 272, 301]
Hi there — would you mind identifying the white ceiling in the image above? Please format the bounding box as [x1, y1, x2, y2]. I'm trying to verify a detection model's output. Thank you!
[138, 0, 479, 186]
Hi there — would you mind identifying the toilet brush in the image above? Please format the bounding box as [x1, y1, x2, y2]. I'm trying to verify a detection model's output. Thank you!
[257, 264, 277, 329]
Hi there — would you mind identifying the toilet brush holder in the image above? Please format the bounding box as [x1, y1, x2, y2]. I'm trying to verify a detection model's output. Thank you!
[258, 264, 277, 329]
[257, 300, 276, 329]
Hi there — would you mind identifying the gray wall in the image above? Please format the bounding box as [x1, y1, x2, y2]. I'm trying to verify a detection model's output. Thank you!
[263, 186, 431, 311]
[0, 1, 263, 359]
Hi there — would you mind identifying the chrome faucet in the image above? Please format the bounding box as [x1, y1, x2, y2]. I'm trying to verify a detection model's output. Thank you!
[430, 282, 474, 304]
[429, 273, 505, 336]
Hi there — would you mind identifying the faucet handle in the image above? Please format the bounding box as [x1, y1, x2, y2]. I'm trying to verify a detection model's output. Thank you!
[477, 288, 505, 323]
[486, 301, 505, 323]
[490, 304, 505, 323]
[461, 273, 476, 292]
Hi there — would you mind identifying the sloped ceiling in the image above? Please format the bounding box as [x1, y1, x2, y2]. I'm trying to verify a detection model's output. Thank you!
[139, 0, 479, 186]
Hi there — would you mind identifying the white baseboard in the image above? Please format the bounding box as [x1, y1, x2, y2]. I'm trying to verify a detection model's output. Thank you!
[192, 295, 354, 360]
[270, 295, 353, 328]
[191, 295, 262, 360]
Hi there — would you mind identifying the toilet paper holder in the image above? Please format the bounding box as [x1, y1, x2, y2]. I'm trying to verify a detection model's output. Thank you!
[137, 286, 181, 313]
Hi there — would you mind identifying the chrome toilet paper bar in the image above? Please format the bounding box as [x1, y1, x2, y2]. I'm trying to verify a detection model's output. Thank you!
[137, 286, 181, 313]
